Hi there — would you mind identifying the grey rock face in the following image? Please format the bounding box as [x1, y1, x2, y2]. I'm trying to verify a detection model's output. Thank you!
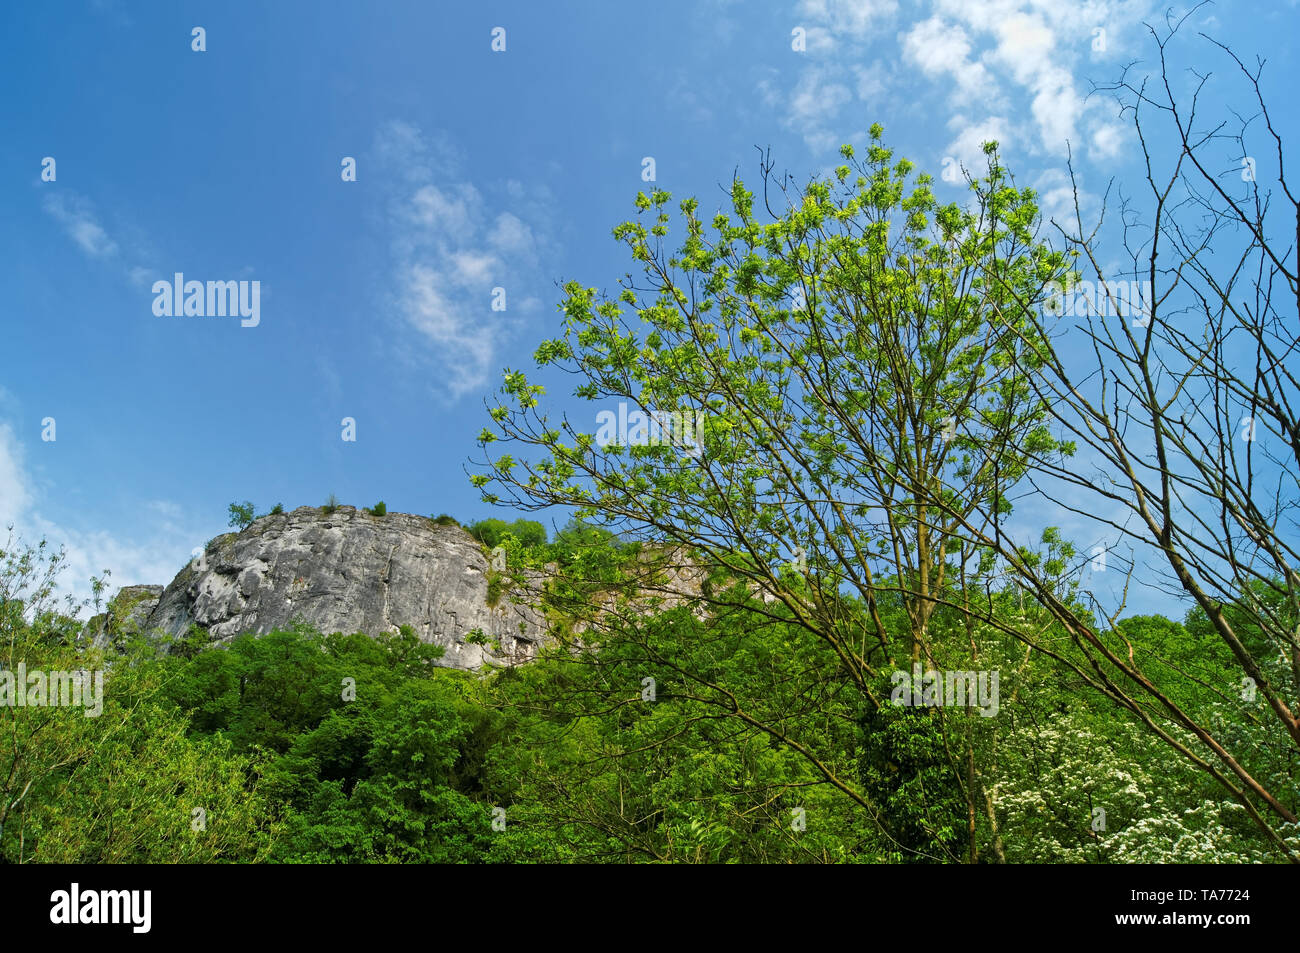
[139, 506, 547, 669]
[88, 584, 165, 648]
[115, 585, 165, 627]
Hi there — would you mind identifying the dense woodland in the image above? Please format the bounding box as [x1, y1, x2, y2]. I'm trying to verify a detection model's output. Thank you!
[0, 511, 1295, 863]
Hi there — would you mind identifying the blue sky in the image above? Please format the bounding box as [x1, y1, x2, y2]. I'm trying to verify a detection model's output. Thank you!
[2, 0, 1296, 617]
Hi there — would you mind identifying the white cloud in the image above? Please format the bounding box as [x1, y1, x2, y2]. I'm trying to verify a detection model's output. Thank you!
[902, 16, 970, 73]
[1034, 167, 1083, 225]
[0, 423, 215, 610]
[799, 25, 838, 53]
[400, 263, 495, 377]
[126, 265, 156, 288]
[766, 0, 1158, 172]
[374, 120, 552, 401]
[989, 11, 1080, 151]
[767, 0, 906, 154]
[922, 0, 1156, 157]
[0, 422, 32, 527]
[852, 62, 890, 102]
[797, 0, 900, 41]
[43, 193, 118, 258]
[768, 66, 855, 153]
[488, 212, 536, 258]
[769, 0, 1155, 215]
[667, 72, 717, 120]
[42, 190, 163, 289]
[1089, 121, 1125, 161]
[448, 250, 498, 288]
[945, 115, 1014, 173]
[790, 67, 853, 121]
[409, 183, 477, 232]
[901, 16, 999, 107]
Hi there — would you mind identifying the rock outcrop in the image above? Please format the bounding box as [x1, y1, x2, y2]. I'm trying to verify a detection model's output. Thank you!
[129, 506, 547, 669]
[88, 585, 165, 649]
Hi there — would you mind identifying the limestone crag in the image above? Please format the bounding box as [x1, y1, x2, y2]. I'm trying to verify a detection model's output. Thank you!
[135, 506, 546, 669]
[88, 585, 164, 648]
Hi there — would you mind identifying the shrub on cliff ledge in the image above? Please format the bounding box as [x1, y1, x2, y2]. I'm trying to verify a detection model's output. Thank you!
[466, 517, 546, 549]
[227, 501, 255, 530]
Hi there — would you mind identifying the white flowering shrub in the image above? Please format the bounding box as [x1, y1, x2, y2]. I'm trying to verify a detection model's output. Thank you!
[992, 712, 1284, 863]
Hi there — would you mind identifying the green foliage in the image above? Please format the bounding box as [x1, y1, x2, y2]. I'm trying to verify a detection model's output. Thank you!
[268, 695, 495, 863]
[466, 517, 547, 548]
[228, 501, 256, 530]
[430, 513, 460, 527]
[0, 537, 270, 863]
[364, 501, 387, 517]
[484, 603, 882, 862]
[458, 129, 1300, 863]
[4, 529, 1292, 864]
[322, 493, 340, 515]
[158, 623, 496, 863]
[859, 697, 971, 862]
[270, 503, 284, 515]
[485, 573, 503, 608]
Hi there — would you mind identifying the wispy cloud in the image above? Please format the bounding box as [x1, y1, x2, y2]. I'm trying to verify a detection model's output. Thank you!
[374, 120, 551, 401]
[787, 68, 855, 152]
[770, 0, 1156, 216]
[0, 422, 217, 608]
[42, 190, 159, 286]
[43, 193, 118, 258]
[667, 70, 716, 122]
[0, 422, 33, 528]
[774, 0, 1154, 165]
[944, 114, 1014, 173]
[755, 2, 903, 152]
[797, 0, 900, 43]
[901, 16, 1000, 109]
[923, 0, 1155, 160]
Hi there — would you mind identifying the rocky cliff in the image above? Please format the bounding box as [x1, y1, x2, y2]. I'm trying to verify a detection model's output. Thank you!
[101, 506, 549, 669]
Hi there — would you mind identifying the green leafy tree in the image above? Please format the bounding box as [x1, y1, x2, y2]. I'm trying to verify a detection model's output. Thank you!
[466, 518, 547, 549]
[228, 501, 256, 531]
[950, 19, 1300, 856]
[472, 128, 1075, 859]
[0, 536, 269, 862]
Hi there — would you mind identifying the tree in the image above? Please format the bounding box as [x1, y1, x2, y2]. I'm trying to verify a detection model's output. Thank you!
[466, 517, 547, 549]
[940, 11, 1300, 858]
[0, 534, 268, 862]
[484, 604, 882, 862]
[228, 501, 256, 530]
[473, 126, 1078, 860]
